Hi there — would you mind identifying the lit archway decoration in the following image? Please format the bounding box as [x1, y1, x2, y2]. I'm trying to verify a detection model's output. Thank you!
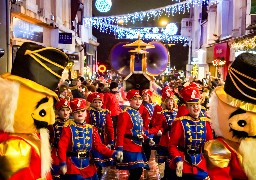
[98, 64, 107, 73]
[95, 0, 112, 13]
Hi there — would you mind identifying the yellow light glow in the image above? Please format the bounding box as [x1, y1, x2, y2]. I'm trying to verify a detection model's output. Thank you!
[160, 20, 168, 26]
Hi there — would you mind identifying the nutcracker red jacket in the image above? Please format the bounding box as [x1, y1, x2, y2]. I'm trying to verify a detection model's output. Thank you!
[116, 109, 147, 152]
[168, 116, 213, 174]
[102, 92, 122, 117]
[58, 122, 114, 178]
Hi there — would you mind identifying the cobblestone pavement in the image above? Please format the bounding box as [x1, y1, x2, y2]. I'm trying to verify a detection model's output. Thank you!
[101, 150, 161, 180]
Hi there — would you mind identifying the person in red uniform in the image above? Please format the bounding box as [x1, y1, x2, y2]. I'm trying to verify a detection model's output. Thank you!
[176, 82, 207, 118]
[102, 81, 122, 139]
[204, 53, 256, 180]
[116, 90, 155, 180]
[168, 84, 213, 180]
[149, 86, 177, 179]
[58, 98, 116, 180]
[86, 92, 114, 179]
[49, 98, 71, 179]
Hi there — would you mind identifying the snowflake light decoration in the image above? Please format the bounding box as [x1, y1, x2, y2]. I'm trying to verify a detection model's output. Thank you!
[95, 0, 112, 13]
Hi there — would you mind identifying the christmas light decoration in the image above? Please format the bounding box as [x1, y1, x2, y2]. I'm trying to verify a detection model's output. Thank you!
[95, 0, 112, 13]
[85, 0, 217, 27]
[212, 58, 226, 67]
[92, 22, 187, 42]
[231, 36, 256, 52]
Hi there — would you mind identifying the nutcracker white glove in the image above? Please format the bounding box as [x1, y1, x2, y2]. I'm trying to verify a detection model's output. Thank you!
[149, 138, 155, 146]
[60, 164, 67, 175]
[176, 161, 183, 177]
[116, 151, 123, 162]
[157, 130, 162, 136]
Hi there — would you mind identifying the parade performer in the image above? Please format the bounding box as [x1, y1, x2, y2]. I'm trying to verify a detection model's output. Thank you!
[204, 52, 256, 180]
[139, 89, 156, 179]
[116, 90, 155, 180]
[0, 42, 68, 180]
[168, 83, 213, 180]
[58, 98, 116, 180]
[86, 92, 115, 179]
[176, 82, 207, 118]
[49, 98, 71, 179]
[149, 86, 177, 179]
[102, 81, 122, 139]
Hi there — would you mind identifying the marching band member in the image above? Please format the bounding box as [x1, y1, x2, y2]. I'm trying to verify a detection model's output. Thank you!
[149, 86, 177, 179]
[116, 90, 155, 180]
[168, 83, 213, 180]
[49, 98, 71, 179]
[86, 92, 115, 178]
[102, 81, 122, 139]
[58, 98, 116, 180]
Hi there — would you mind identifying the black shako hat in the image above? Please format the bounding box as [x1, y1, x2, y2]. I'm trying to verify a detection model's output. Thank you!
[215, 52, 256, 113]
[2, 42, 69, 98]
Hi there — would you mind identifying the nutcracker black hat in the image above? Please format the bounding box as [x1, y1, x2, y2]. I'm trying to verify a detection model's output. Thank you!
[215, 52, 256, 113]
[2, 42, 69, 98]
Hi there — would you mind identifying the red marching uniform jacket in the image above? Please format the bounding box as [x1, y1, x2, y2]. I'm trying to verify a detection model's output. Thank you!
[138, 104, 151, 136]
[116, 108, 148, 152]
[102, 92, 122, 117]
[86, 107, 114, 145]
[149, 104, 163, 135]
[168, 115, 213, 174]
[58, 120, 114, 178]
[0, 131, 52, 180]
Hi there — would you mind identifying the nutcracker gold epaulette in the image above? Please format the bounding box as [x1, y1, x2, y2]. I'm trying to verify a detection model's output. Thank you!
[123, 106, 132, 112]
[204, 139, 231, 169]
[63, 119, 76, 127]
[174, 116, 210, 122]
[201, 106, 206, 110]
[85, 123, 93, 128]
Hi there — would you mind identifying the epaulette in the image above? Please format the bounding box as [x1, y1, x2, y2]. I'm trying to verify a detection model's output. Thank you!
[174, 116, 210, 122]
[123, 106, 132, 112]
[64, 119, 76, 127]
[201, 106, 206, 110]
[85, 123, 93, 129]
[204, 139, 231, 169]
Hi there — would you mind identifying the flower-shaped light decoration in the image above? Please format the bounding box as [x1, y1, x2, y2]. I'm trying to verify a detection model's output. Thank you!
[95, 0, 112, 13]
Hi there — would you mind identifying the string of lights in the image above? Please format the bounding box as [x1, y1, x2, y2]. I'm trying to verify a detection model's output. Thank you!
[93, 22, 187, 42]
[85, 0, 216, 26]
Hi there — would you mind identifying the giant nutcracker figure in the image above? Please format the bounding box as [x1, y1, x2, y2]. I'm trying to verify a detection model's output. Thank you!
[116, 90, 155, 180]
[86, 92, 114, 178]
[0, 42, 69, 180]
[168, 83, 213, 180]
[204, 52, 256, 180]
[58, 98, 116, 180]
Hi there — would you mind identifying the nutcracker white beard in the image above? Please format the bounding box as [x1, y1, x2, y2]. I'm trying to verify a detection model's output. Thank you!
[239, 138, 256, 180]
[40, 128, 52, 178]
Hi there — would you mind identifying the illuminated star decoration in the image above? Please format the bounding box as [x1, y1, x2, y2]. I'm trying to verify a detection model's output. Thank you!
[95, 0, 112, 13]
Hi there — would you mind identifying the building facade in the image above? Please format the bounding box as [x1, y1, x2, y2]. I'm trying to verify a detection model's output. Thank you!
[0, 0, 98, 79]
[181, 0, 254, 80]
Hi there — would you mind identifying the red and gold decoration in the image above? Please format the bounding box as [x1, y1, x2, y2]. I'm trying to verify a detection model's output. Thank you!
[98, 64, 107, 73]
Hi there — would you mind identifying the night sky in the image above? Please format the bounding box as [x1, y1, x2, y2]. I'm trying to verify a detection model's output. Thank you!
[92, 0, 189, 71]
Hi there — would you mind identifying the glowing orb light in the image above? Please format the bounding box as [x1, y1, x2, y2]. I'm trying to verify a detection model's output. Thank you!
[95, 0, 112, 13]
[164, 23, 178, 35]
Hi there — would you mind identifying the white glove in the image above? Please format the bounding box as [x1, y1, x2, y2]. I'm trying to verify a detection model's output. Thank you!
[176, 161, 183, 177]
[149, 138, 155, 146]
[60, 164, 67, 175]
[116, 151, 123, 162]
[157, 130, 162, 136]
[107, 144, 112, 149]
